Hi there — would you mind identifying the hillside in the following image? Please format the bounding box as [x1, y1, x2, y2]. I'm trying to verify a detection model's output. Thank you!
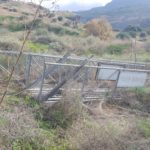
[1, 1, 150, 149]
[77, 0, 150, 29]
[0, 0, 81, 54]
[1, 1, 150, 61]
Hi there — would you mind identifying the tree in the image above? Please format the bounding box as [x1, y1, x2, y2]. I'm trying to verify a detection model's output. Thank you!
[124, 25, 142, 32]
[84, 18, 112, 40]
[116, 32, 130, 40]
[140, 32, 147, 38]
[129, 31, 137, 38]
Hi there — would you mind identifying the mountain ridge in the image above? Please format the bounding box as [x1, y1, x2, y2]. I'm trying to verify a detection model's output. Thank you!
[76, 0, 150, 29]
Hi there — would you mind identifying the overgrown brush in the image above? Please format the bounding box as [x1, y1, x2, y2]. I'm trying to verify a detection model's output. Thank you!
[39, 89, 85, 129]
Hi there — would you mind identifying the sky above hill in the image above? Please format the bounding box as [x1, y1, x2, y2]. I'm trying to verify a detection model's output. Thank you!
[23, 0, 112, 11]
[42, 0, 112, 11]
[57, 0, 112, 11]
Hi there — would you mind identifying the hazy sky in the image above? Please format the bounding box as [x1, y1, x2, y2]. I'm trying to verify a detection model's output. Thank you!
[42, 0, 112, 11]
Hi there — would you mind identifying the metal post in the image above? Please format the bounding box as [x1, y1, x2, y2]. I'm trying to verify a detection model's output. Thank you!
[16, 55, 20, 76]
[25, 55, 32, 87]
[81, 68, 88, 93]
[111, 69, 121, 99]
[38, 59, 46, 101]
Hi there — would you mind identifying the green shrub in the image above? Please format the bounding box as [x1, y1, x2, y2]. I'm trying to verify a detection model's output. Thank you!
[0, 16, 15, 25]
[58, 16, 63, 21]
[139, 119, 150, 138]
[124, 25, 142, 32]
[0, 117, 9, 126]
[33, 35, 54, 45]
[24, 96, 40, 108]
[35, 28, 49, 36]
[8, 19, 41, 32]
[0, 38, 21, 50]
[48, 26, 79, 36]
[12, 139, 34, 150]
[6, 96, 20, 105]
[21, 12, 30, 16]
[47, 109, 69, 129]
[146, 30, 150, 35]
[12, 137, 68, 150]
[0, 55, 7, 67]
[27, 19, 42, 29]
[140, 32, 147, 38]
[8, 23, 25, 32]
[41, 92, 83, 130]
[116, 32, 130, 40]
[129, 31, 137, 38]
[26, 41, 49, 52]
[106, 44, 129, 55]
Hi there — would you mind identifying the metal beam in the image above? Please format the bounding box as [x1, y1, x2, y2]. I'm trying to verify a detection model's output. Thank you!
[1, 50, 150, 67]
[41, 56, 93, 101]
[45, 62, 150, 73]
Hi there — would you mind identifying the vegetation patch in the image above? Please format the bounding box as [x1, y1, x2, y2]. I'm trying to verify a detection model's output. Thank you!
[48, 25, 79, 36]
[8, 23, 25, 32]
[106, 44, 129, 55]
[116, 32, 130, 40]
[0, 16, 15, 25]
[5, 96, 20, 105]
[138, 119, 150, 138]
[26, 41, 49, 52]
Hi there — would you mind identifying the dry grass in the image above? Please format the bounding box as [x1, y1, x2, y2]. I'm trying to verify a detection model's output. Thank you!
[0, 88, 150, 149]
[0, 97, 38, 149]
[66, 103, 150, 150]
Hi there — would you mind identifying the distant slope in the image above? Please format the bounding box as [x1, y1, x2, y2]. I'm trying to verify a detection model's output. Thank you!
[76, 0, 150, 29]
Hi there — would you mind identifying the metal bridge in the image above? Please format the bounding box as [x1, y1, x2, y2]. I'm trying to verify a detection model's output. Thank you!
[0, 50, 150, 102]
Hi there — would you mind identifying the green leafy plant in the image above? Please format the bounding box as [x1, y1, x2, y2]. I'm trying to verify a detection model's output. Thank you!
[48, 26, 79, 36]
[27, 41, 49, 52]
[116, 32, 130, 40]
[24, 96, 40, 108]
[106, 44, 129, 55]
[138, 119, 150, 138]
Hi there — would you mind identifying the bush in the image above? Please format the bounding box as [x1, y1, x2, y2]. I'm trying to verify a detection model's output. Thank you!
[33, 36, 53, 44]
[34, 28, 49, 36]
[129, 31, 137, 38]
[8, 23, 25, 32]
[8, 19, 42, 32]
[116, 32, 130, 40]
[26, 41, 49, 52]
[146, 30, 150, 35]
[0, 55, 8, 67]
[58, 16, 63, 21]
[63, 22, 71, 27]
[48, 25, 79, 36]
[12, 137, 68, 150]
[140, 32, 147, 38]
[21, 12, 30, 16]
[0, 37, 21, 50]
[139, 119, 150, 138]
[124, 25, 142, 32]
[67, 119, 127, 150]
[0, 16, 15, 25]
[0, 96, 69, 150]
[106, 44, 129, 55]
[9, 8, 17, 12]
[41, 90, 84, 129]
[84, 17, 112, 40]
